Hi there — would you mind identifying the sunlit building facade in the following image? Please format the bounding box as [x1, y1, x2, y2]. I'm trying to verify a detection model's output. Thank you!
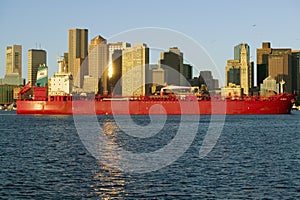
[5, 45, 22, 77]
[122, 43, 149, 96]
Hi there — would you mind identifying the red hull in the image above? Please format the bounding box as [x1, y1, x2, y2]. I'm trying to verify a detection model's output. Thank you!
[16, 93, 294, 115]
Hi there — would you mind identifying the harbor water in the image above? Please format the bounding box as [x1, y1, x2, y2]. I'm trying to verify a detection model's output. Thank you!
[0, 111, 300, 199]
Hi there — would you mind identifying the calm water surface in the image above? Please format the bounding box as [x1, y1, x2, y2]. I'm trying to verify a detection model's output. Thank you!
[0, 111, 300, 199]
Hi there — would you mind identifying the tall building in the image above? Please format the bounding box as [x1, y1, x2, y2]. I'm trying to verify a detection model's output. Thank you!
[256, 42, 297, 93]
[122, 43, 149, 96]
[28, 49, 47, 86]
[225, 43, 252, 94]
[160, 47, 184, 86]
[84, 35, 108, 94]
[239, 43, 251, 94]
[108, 42, 131, 78]
[107, 42, 131, 95]
[234, 43, 250, 63]
[57, 53, 68, 73]
[199, 71, 219, 91]
[292, 51, 300, 96]
[183, 64, 193, 81]
[68, 28, 88, 89]
[226, 60, 240, 85]
[5, 45, 22, 77]
[108, 50, 123, 95]
[256, 42, 272, 86]
[152, 65, 165, 86]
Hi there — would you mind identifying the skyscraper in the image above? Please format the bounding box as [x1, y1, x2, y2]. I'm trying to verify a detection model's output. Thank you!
[84, 35, 108, 94]
[106, 42, 131, 95]
[256, 42, 296, 93]
[5, 45, 22, 77]
[28, 49, 47, 86]
[256, 42, 272, 86]
[225, 43, 252, 94]
[291, 51, 300, 95]
[68, 28, 88, 89]
[108, 42, 131, 78]
[226, 60, 240, 85]
[239, 43, 251, 94]
[160, 47, 184, 86]
[199, 71, 219, 91]
[122, 43, 149, 96]
[234, 43, 250, 63]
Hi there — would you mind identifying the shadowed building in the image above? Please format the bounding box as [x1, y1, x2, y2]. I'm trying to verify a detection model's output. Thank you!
[28, 49, 47, 87]
[199, 71, 219, 91]
[257, 42, 272, 87]
[256, 42, 298, 94]
[183, 64, 193, 81]
[292, 51, 300, 96]
[226, 60, 240, 85]
[68, 28, 88, 89]
[160, 47, 183, 86]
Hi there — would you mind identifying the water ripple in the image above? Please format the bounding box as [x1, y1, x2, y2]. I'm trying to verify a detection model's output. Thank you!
[0, 111, 300, 199]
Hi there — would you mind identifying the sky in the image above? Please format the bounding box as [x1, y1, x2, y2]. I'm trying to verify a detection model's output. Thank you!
[0, 0, 300, 86]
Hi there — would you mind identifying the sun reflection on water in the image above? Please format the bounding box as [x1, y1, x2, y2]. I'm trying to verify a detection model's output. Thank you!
[91, 119, 128, 199]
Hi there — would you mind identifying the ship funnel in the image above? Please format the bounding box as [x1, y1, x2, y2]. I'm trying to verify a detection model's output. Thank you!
[279, 79, 285, 93]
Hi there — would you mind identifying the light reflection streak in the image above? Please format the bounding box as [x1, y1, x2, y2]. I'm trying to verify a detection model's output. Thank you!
[91, 120, 127, 198]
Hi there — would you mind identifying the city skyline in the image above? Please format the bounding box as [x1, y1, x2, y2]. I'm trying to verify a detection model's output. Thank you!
[0, 0, 299, 84]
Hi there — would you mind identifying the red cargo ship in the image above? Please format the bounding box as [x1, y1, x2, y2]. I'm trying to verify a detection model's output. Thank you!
[16, 84, 295, 115]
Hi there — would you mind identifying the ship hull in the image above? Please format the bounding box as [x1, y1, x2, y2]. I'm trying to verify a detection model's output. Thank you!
[16, 94, 294, 115]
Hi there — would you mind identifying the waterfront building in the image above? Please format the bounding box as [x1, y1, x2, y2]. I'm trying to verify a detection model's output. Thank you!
[68, 28, 88, 89]
[28, 49, 47, 87]
[122, 43, 150, 96]
[5, 45, 22, 77]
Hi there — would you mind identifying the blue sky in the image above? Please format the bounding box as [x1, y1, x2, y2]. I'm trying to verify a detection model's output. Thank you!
[0, 0, 299, 86]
